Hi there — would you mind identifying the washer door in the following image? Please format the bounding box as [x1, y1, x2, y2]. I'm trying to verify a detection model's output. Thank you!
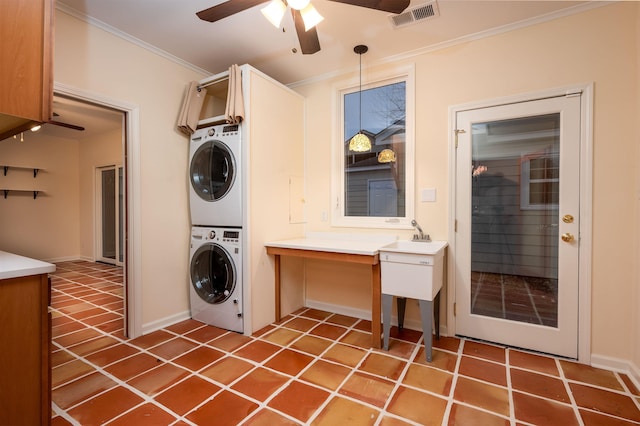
[190, 243, 236, 304]
[190, 140, 235, 201]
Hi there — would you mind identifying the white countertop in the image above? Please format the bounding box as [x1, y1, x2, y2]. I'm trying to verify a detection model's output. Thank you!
[0, 251, 56, 280]
[265, 232, 398, 256]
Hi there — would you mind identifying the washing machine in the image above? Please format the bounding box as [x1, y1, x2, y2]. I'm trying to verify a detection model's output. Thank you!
[189, 123, 242, 227]
[189, 226, 243, 332]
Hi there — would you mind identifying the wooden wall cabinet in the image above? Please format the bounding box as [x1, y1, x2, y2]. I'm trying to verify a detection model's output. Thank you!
[0, 0, 54, 141]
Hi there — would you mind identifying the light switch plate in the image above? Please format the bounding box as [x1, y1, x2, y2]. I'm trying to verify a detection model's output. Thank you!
[421, 188, 436, 202]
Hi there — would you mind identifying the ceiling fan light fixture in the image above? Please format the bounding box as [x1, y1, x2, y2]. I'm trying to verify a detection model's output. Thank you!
[287, 0, 310, 10]
[300, 3, 324, 31]
[261, 0, 287, 27]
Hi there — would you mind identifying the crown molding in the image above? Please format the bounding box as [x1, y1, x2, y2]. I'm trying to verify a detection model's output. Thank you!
[56, 3, 211, 77]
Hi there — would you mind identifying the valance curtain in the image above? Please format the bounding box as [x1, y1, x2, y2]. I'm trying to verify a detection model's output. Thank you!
[225, 64, 244, 124]
[177, 81, 207, 135]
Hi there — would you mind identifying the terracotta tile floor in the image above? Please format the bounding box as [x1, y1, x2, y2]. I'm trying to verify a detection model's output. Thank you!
[51, 261, 640, 425]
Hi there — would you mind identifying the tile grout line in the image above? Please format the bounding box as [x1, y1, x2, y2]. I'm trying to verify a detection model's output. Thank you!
[50, 276, 186, 424]
[259, 312, 376, 425]
[505, 348, 517, 425]
[51, 263, 640, 425]
[376, 335, 424, 424]
[51, 328, 181, 424]
[440, 337, 464, 426]
[555, 356, 586, 426]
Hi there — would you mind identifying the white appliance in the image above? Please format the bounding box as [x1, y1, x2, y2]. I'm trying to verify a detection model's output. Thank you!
[189, 226, 243, 332]
[189, 123, 242, 227]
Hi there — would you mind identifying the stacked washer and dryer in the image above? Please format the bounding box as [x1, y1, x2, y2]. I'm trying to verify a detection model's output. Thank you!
[188, 123, 244, 333]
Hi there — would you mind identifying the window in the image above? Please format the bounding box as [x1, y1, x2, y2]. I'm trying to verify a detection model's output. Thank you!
[333, 68, 414, 228]
[521, 153, 560, 209]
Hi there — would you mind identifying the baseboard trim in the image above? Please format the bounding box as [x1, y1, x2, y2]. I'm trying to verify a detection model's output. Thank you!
[44, 255, 87, 263]
[141, 310, 191, 335]
[305, 298, 449, 336]
[591, 353, 640, 389]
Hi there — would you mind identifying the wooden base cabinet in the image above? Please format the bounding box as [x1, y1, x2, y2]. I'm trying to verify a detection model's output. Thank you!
[0, 274, 51, 426]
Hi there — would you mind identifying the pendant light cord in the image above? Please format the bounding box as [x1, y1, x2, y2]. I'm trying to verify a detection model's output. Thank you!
[358, 50, 362, 133]
[353, 44, 368, 134]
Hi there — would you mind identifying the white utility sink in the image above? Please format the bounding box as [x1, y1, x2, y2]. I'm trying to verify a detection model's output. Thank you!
[380, 240, 448, 300]
[380, 239, 448, 362]
[380, 240, 448, 256]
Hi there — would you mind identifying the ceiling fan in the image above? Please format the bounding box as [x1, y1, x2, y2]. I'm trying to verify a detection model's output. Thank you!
[196, 0, 410, 54]
[47, 113, 85, 131]
[31, 112, 85, 132]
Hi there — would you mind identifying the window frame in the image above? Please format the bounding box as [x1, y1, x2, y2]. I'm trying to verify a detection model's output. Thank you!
[520, 153, 560, 211]
[331, 64, 415, 229]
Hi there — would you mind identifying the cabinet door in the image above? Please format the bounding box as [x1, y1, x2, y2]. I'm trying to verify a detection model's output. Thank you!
[0, 274, 50, 426]
[0, 0, 54, 137]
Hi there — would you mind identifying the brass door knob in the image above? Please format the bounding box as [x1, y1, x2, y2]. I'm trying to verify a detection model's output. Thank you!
[561, 233, 574, 243]
[562, 214, 574, 223]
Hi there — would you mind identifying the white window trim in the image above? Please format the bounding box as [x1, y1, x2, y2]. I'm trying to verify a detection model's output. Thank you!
[331, 63, 415, 229]
[520, 154, 560, 211]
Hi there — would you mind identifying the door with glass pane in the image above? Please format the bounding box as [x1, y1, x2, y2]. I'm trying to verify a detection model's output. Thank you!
[97, 166, 124, 266]
[455, 95, 581, 358]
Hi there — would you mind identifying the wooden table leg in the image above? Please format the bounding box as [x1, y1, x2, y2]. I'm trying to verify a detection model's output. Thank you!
[274, 254, 281, 322]
[371, 262, 381, 349]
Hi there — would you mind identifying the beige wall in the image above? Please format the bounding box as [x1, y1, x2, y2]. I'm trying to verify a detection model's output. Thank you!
[635, 2, 640, 375]
[78, 128, 122, 259]
[55, 11, 206, 327]
[0, 133, 80, 260]
[295, 2, 640, 364]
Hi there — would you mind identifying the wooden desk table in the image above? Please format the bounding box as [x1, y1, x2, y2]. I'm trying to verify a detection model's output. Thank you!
[265, 237, 391, 349]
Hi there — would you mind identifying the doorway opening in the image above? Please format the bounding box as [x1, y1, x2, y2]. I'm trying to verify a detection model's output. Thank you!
[53, 83, 141, 339]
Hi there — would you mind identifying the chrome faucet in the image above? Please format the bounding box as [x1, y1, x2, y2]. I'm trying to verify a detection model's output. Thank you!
[411, 219, 431, 242]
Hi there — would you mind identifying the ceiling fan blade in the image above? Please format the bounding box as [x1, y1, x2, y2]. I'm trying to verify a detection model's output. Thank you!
[196, 0, 269, 23]
[292, 9, 321, 55]
[327, 0, 409, 14]
[47, 120, 85, 131]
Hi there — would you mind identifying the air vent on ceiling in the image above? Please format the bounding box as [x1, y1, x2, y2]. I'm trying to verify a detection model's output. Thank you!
[389, 1, 439, 28]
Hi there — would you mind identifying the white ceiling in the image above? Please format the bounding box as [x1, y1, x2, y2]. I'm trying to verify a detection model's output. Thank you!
[49, 0, 601, 137]
[57, 0, 600, 86]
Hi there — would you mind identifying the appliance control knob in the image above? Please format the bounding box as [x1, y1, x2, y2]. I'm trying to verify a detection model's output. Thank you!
[209, 231, 216, 240]
[208, 129, 214, 136]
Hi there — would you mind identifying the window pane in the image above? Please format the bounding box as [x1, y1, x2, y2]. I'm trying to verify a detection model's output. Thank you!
[343, 81, 406, 217]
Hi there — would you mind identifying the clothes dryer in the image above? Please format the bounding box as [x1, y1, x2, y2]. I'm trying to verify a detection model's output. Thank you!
[189, 123, 242, 227]
[189, 226, 243, 332]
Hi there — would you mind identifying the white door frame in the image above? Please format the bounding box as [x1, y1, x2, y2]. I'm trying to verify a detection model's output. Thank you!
[54, 82, 143, 339]
[95, 165, 124, 266]
[447, 84, 593, 363]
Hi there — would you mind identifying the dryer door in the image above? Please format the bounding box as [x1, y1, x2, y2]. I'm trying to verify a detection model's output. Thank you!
[190, 140, 236, 201]
[190, 243, 236, 304]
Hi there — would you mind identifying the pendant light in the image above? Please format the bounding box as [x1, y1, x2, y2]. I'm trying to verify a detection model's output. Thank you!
[348, 45, 371, 152]
[378, 148, 396, 163]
